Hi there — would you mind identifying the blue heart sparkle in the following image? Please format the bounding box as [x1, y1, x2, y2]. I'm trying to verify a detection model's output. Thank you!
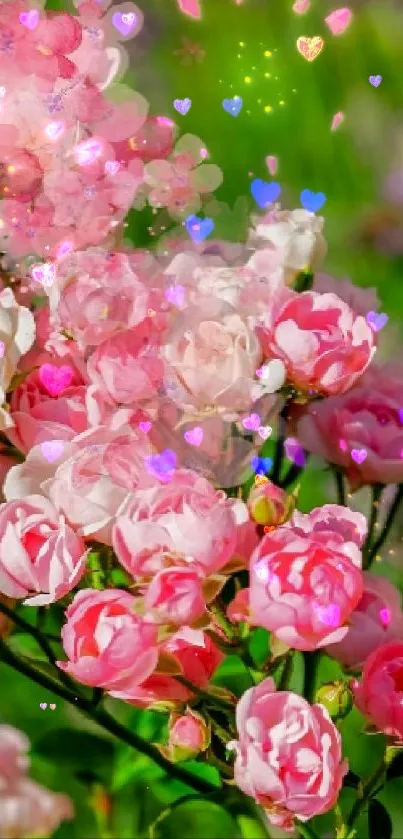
[300, 189, 326, 213]
[251, 179, 281, 208]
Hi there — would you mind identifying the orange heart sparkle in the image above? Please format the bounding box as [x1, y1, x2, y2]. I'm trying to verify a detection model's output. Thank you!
[296, 36, 324, 62]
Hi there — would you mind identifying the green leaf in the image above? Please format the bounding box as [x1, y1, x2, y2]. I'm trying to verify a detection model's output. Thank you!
[386, 751, 403, 782]
[368, 800, 392, 839]
[212, 654, 253, 696]
[153, 799, 240, 839]
[34, 729, 115, 784]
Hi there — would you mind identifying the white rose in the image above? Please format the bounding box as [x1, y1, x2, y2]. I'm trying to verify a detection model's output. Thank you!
[249, 208, 327, 283]
[0, 288, 35, 430]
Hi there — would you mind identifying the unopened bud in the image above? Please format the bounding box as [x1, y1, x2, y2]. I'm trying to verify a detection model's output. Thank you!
[247, 480, 295, 526]
[315, 681, 352, 721]
[158, 710, 210, 763]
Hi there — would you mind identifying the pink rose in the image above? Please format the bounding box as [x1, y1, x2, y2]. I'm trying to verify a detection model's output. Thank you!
[0, 777, 74, 839]
[48, 248, 150, 351]
[6, 367, 89, 454]
[257, 289, 376, 395]
[58, 588, 159, 691]
[250, 505, 365, 651]
[0, 495, 87, 606]
[352, 641, 403, 740]
[113, 469, 237, 578]
[230, 677, 348, 831]
[0, 725, 30, 791]
[144, 566, 206, 626]
[114, 628, 223, 708]
[326, 572, 403, 670]
[296, 362, 403, 489]
[4, 428, 153, 544]
[163, 299, 263, 414]
[87, 323, 164, 405]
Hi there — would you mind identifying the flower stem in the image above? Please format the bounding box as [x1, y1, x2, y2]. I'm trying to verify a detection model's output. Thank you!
[303, 651, 320, 703]
[333, 469, 346, 507]
[362, 484, 383, 569]
[366, 484, 403, 568]
[345, 759, 386, 837]
[296, 820, 320, 839]
[0, 600, 81, 696]
[0, 637, 218, 795]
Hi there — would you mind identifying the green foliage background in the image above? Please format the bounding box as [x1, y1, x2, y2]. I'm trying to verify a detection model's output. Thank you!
[1, 1, 402, 837]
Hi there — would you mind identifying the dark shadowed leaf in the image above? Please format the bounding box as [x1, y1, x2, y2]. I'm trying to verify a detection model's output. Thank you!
[368, 799, 392, 839]
[33, 729, 114, 783]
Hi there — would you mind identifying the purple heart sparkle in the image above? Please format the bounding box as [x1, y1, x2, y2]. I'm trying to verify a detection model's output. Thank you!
[369, 75, 382, 87]
[351, 448, 367, 465]
[366, 311, 388, 332]
[173, 98, 192, 115]
[112, 11, 137, 37]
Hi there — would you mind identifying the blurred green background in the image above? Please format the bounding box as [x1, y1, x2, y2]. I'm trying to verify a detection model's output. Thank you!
[2, 1, 402, 837]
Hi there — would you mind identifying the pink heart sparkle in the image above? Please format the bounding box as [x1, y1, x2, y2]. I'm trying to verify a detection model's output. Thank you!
[139, 421, 152, 433]
[184, 427, 203, 446]
[351, 448, 367, 464]
[40, 441, 65, 463]
[39, 364, 73, 397]
[325, 8, 352, 36]
[19, 9, 39, 29]
[242, 413, 261, 431]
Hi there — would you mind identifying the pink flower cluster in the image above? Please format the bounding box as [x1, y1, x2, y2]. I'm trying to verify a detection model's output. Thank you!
[0, 724, 73, 837]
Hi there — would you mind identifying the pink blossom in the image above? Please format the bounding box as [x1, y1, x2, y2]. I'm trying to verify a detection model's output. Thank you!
[144, 134, 222, 220]
[0, 725, 30, 791]
[113, 469, 237, 577]
[230, 677, 348, 831]
[112, 628, 223, 708]
[257, 289, 376, 395]
[144, 566, 206, 626]
[163, 299, 263, 414]
[326, 572, 403, 670]
[353, 641, 403, 741]
[296, 362, 403, 489]
[47, 247, 150, 350]
[58, 588, 159, 690]
[249, 506, 365, 651]
[6, 367, 89, 454]
[87, 323, 164, 405]
[0, 495, 88, 606]
[4, 427, 153, 544]
[0, 777, 74, 837]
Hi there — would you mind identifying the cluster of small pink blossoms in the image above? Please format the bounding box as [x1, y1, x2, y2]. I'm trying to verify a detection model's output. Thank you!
[0, 2, 403, 837]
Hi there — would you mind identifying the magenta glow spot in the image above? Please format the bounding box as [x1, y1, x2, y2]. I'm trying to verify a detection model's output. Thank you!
[379, 608, 391, 627]
[74, 139, 102, 166]
[339, 439, 348, 452]
[314, 603, 341, 628]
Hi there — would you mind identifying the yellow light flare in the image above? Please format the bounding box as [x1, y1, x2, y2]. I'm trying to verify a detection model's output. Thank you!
[264, 105, 273, 113]
[264, 50, 272, 57]
[244, 76, 252, 83]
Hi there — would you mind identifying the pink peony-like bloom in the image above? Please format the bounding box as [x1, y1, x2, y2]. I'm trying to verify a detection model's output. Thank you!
[0, 777, 74, 838]
[352, 641, 403, 741]
[144, 566, 206, 626]
[0, 725, 30, 792]
[249, 505, 366, 651]
[87, 322, 164, 405]
[0, 495, 88, 606]
[296, 362, 403, 490]
[144, 134, 222, 220]
[47, 247, 150, 350]
[230, 677, 348, 831]
[163, 299, 263, 415]
[326, 572, 403, 670]
[58, 588, 159, 690]
[4, 427, 153, 544]
[113, 469, 237, 578]
[6, 367, 89, 454]
[257, 289, 376, 395]
[111, 628, 223, 708]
